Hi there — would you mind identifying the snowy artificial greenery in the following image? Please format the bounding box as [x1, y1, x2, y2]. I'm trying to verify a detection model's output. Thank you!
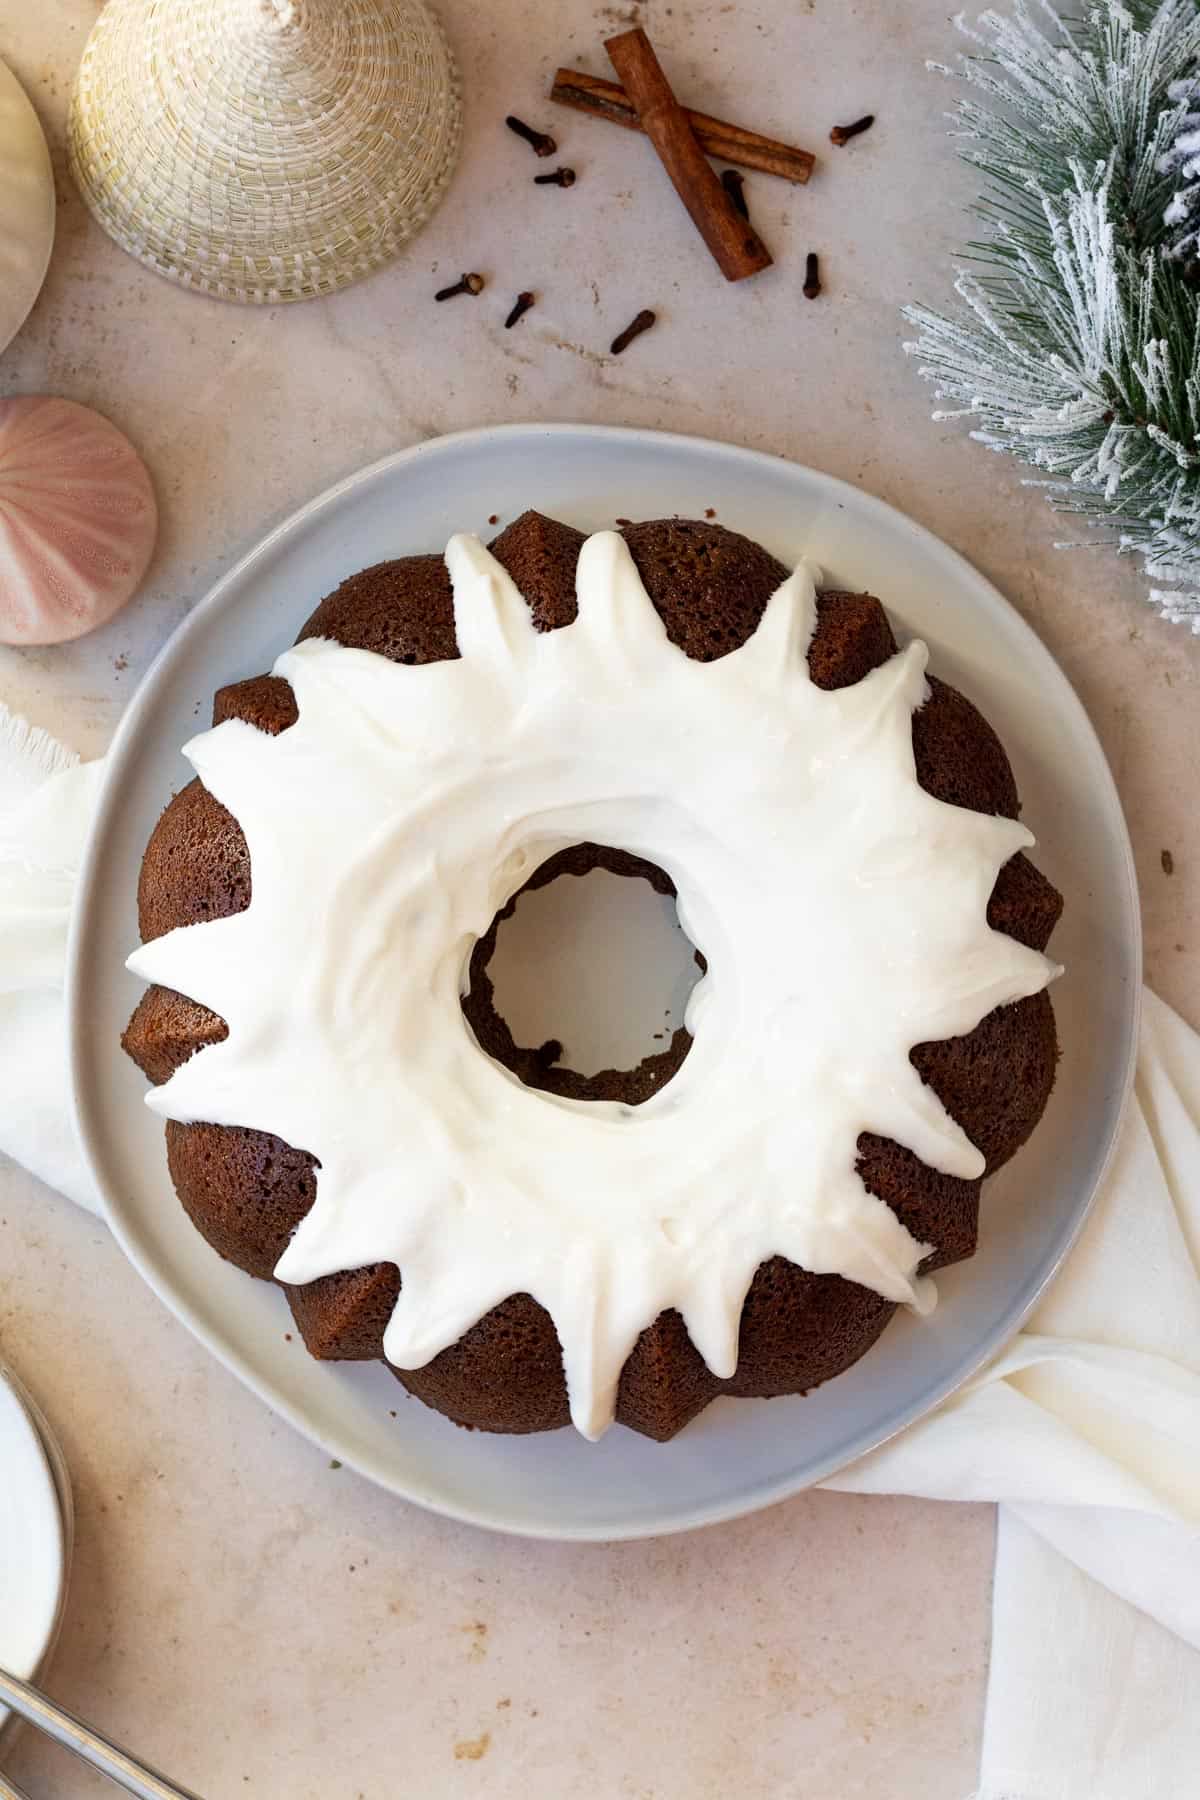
[904, 1, 1200, 632]
[1163, 71, 1200, 276]
[1165, 64, 1200, 282]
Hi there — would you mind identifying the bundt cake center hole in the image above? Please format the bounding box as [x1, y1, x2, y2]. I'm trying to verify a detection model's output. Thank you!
[462, 843, 703, 1102]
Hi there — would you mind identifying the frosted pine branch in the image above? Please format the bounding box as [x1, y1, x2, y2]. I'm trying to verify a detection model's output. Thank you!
[906, 1, 1200, 632]
[1161, 73, 1200, 273]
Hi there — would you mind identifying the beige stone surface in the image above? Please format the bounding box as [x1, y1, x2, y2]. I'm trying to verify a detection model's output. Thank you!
[2, 1191, 992, 1800]
[0, 0, 1195, 1794]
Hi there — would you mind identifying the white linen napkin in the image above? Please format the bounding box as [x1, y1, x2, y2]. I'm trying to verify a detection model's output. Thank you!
[2, 707, 1198, 1798]
[824, 983, 1200, 1799]
[0, 706, 102, 1213]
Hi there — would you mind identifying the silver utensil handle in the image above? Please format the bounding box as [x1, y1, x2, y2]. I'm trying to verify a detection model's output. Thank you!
[0, 1771, 33, 1800]
[0, 1668, 205, 1800]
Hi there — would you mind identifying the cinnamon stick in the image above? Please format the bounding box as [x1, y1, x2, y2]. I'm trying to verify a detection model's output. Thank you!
[550, 67, 816, 186]
[604, 29, 772, 282]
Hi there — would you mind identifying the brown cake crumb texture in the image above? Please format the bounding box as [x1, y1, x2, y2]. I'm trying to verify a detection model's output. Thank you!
[122, 512, 1062, 1442]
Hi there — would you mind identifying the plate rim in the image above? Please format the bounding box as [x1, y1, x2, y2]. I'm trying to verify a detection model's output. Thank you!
[67, 421, 1142, 1540]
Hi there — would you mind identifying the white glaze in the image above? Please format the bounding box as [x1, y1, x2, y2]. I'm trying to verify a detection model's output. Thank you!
[128, 532, 1059, 1438]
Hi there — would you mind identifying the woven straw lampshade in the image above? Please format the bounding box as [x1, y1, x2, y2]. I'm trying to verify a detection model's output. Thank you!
[68, 0, 463, 305]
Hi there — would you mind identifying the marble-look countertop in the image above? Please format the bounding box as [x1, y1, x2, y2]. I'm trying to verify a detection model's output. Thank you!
[1, 1, 1196, 1795]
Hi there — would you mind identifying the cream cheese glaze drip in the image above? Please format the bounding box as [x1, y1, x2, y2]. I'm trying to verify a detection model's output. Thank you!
[128, 531, 1060, 1438]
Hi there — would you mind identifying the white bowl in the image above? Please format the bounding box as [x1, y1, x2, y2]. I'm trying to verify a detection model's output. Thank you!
[0, 1368, 70, 1741]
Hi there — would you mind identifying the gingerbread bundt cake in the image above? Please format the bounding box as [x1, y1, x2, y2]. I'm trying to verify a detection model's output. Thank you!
[122, 512, 1062, 1442]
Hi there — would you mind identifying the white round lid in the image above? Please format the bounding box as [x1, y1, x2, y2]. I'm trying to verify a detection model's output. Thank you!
[0, 59, 55, 356]
[0, 1372, 67, 1732]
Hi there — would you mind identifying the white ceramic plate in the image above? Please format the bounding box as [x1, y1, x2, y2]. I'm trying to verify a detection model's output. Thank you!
[0, 59, 55, 357]
[69, 424, 1140, 1541]
[0, 1371, 68, 1737]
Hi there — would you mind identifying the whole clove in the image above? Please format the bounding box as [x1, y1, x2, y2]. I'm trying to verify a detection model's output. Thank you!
[720, 168, 749, 219]
[506, 114, 557, 157]
[803, 251, 821, 300]
[610, 308, 656, 355]
[505, 291, 536, 328]
[435, 272, 485, 301]
[534, 166, 577, 187]
[830, 113, 874, 147]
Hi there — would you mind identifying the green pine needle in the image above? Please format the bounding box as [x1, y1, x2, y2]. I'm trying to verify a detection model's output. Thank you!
[906, 0, 1200, 630]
